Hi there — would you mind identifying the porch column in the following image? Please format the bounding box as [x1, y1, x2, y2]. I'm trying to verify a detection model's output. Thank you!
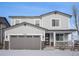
[53, 32, 56, 47]
[50, 33, 51, 46]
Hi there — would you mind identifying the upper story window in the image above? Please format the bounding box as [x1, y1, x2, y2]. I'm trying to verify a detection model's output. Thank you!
[35, 20, 40, 26]
[52, 19, 59, 27]
[15, 19, 20, 24]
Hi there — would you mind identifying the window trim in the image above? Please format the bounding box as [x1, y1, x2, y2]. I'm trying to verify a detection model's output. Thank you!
[52, 19, 59, 27]
[15, 19, 21, 25]
[33, 35, 40, 38]
[34, 19, 40, 26]
[26, 35, 32, 38]
[56, 34, 64, 41]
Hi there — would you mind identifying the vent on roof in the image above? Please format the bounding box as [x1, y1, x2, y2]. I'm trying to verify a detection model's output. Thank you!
[54, 11, 57, 14]
[24, 23, 26, 26]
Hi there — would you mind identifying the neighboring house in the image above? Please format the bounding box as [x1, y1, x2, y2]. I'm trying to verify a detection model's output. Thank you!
[4, 11, 76, 50]
[0, 17, 10, 49]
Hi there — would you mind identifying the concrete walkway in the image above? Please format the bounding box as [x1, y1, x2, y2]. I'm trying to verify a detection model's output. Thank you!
[44, 46, 55, 50]
[0, 50, 79, 56]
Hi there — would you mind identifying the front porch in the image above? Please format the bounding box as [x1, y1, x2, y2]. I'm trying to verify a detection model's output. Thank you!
[42, 29, 76, 50]
[45, 33, 68, 48]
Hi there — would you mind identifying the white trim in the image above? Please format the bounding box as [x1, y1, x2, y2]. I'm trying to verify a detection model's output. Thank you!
[55, 33, 68, 42]
[9, 36, 10, 50]
[52, 18, 61, 28]
[53, 32, 56, 47]
[34, 19, 41, 26]
[56, 41, 68, 42]
[26, 34, 42, 35]
[40, 19, 42, 27]
[14, 19, 21, 25]
[40, 35, 42, 50]
[4, 34, 27, 41]
[50, 33, 51, 46]
[68, 18, 70, 29]
[59, 18, 61, 28]
[63, 34, 66, 41]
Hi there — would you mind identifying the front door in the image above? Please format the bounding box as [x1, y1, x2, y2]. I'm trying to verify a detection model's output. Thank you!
[45, 33, 50, 46]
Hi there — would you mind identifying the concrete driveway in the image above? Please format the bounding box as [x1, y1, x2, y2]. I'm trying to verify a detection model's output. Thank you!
[0, 50, 79, 56]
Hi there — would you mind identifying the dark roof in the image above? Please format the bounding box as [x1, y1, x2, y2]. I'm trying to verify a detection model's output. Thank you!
[0, 17, 10, 27]
[9, 10, 72, 18]
[40, 11, 72, 17]
[47, 29, 77, 31]
[9, 16, 41, 19]
[5, 21, 77, 32]
[5, 22, 47, 30]
[46, 29, 77, 33]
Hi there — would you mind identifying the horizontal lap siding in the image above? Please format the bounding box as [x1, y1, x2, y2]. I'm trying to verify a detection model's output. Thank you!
[5, 25, 45, 41]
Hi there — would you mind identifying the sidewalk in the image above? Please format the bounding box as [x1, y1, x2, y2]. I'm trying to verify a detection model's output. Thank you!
[0, 50, 79, 56]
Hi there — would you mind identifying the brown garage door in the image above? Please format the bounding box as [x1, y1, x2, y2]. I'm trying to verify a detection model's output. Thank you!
[10, 35, 41, 50]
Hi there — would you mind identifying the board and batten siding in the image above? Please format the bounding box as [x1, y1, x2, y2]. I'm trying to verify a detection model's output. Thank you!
[41, 13, 70, 30]
[4, 24, 45, 41]
[10, 13, 70, 30]
[10, 18, 41, 26]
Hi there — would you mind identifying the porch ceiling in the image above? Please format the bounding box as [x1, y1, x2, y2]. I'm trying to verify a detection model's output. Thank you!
[46, 29, 77, 33]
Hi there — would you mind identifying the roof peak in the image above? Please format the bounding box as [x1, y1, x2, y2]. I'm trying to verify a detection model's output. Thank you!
[9, 10, 72, 18]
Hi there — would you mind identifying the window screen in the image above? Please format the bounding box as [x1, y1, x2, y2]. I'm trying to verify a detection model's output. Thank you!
[56, 34, 63, 41]
[16, 20, 20, 24]
[35, 20, 40, 26]
[52, 19, 59, 26]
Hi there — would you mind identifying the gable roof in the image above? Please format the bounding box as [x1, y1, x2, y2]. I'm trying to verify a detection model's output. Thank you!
[5, 22, 47, 31]
[9, 10, 72, 18]
[9, 16, 41, 19]
[40, 11, 72, 17]
[5, 21, 76, 32]
[0, 17, 10, 27]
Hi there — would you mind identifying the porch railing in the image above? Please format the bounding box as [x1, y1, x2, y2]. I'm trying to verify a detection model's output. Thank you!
[55, 42, 68, 50]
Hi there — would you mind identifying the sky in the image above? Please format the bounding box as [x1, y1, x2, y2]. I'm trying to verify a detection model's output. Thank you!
[0, 2, 79, 28]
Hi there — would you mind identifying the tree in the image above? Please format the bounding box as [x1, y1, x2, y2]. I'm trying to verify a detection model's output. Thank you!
[72, 5, 79, 40]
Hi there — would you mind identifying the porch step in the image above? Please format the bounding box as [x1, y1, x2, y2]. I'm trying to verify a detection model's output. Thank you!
[44, 46, 55, 50]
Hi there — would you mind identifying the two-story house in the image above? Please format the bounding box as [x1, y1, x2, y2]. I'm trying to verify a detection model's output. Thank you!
[0, 17, 10, 49]
[4, 11, 76, 50]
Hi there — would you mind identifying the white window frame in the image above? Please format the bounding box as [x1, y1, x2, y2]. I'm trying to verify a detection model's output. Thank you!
[56, 33, 64, 41]
[15, 19, 21, 25]
[52, 19, 60, 27]
[34, 19, 40, 26]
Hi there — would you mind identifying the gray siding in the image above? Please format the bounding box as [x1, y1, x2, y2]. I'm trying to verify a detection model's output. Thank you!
[11, 18, 41, 26]
[41, 13, 70, 30]
[5, 24, 45, 41]
[10, 13, 70, 30]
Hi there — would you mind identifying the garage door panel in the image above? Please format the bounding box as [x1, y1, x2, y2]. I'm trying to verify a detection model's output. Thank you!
[10, 36, 24, 49]
[32, 36, 40, 49]
[10, 35, 40, 50]
[23, 37, 31, 49]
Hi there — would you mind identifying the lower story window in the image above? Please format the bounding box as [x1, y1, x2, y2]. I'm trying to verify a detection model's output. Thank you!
[56, 34, 63, 41]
